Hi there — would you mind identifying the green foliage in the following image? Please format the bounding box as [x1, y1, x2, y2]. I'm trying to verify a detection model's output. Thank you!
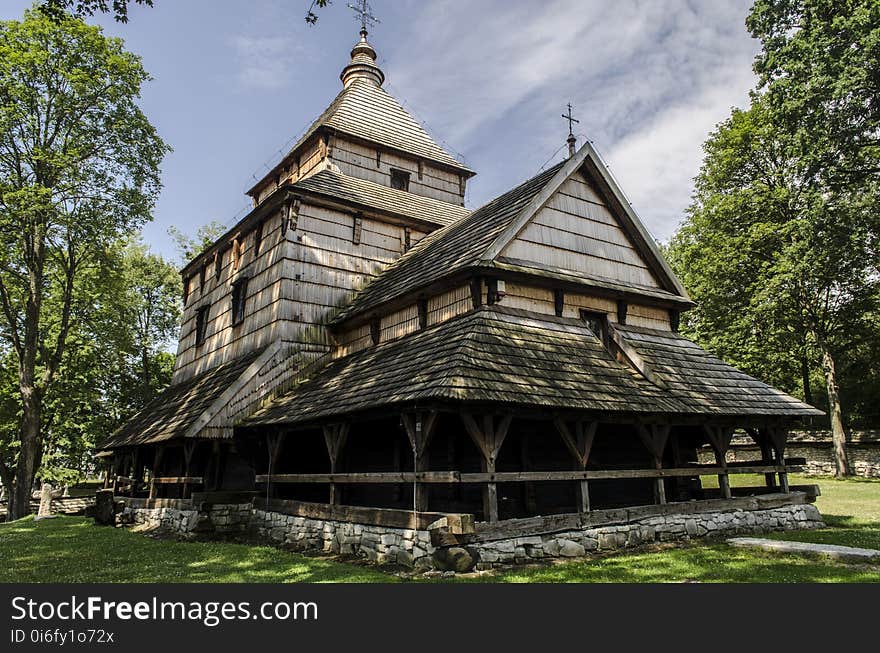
[168, 221, 227, 266]
[0, 9, 169, 511]
[39, 0, 154, 24]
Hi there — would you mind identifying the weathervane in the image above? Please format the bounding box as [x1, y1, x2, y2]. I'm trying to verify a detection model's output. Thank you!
[562, 103, 580, 157]
[348, 0, 380, 36]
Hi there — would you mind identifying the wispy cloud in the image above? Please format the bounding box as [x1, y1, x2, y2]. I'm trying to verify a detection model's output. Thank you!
[229, 35, 307, 90]
[385, 0, 759, 240]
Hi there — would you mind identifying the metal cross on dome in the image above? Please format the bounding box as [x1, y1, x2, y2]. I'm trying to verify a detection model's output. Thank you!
[348, 0, 380, 35]
[562, 103, 580, 138]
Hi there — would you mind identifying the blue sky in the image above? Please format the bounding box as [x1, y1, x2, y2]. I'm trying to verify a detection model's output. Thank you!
[2, 1, 760, 262]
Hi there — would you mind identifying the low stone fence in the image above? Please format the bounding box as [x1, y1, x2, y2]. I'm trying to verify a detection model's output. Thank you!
[698, 429, 880, 478]
[112, 491, 823, 571]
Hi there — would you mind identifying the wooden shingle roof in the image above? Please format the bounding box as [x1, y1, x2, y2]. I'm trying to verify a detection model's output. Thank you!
[331, 163, 566, 324]
[243, 306, 818, 429]
[99, 348, 267, 449]
[615, 324, 822, 417]
[292, 168, 470, 227]
[249, 78, 474, 197]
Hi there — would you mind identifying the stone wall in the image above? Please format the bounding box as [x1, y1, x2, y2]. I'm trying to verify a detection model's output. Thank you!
[698, 429, 880, 478]
[119, 505, 200, 534]
[115, 497, 823, 571]
[471, 503, 823, 568]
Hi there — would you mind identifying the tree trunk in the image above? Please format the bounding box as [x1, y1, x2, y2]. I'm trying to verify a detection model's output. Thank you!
[10, 389, 41, 520]
[801, 347, 812, 406]
[818, 342, 849, 477]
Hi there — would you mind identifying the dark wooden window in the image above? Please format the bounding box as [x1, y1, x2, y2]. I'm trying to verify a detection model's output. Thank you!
[231, 277, 249, 327]
[253, 221, 264, 256]
[195, 306, 209, 346]
[199, 264, 206, 291]
[214, 251, 222, 280]
[390, 169, 410, 192]
[580, 310, 608, 343]
[554, 289, 565, 317]
[182, 276, 191, 305]
[418, 299, 428, 330]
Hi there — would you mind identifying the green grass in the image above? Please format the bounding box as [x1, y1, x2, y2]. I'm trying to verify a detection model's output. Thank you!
[2, 474, 879, 583]
[0, 517, 393, 583]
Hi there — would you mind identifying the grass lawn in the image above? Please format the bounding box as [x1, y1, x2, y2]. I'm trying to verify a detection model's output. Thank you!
[1, 474, 878, 583]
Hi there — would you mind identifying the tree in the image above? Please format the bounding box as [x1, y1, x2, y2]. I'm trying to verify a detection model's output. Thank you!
[168, 221, 227, 264]
[0, 10, 168, 518]
[39, 0, 154, 24]
[667, 96, 879, 478]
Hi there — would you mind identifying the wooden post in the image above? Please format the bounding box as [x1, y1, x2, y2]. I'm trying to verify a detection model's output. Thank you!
[637, 424, 670, 505]
[182, 442, 197, 499]
[554, 418, 597, 513]
[265, 432, 284, 499]
[767, 427, 790, 493]
[149, 446, 166, 500]
[747, 428, 777, 489]
[519, 433, 537, 514]
[462, 413, 512, 522]
[401, 411, 438, 513]
[323, 424, 349, 506]
[704, 426, 735, 499]
[130, 448, 141, 496]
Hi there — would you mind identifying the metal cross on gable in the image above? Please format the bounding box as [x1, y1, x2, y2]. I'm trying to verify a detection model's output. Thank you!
[348, 0, 380, 34]
[562, 103, 580, 137]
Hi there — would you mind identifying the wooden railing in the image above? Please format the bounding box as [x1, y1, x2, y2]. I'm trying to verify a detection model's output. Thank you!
[256, 459, 805, 505]
[148, 476, 204, 500]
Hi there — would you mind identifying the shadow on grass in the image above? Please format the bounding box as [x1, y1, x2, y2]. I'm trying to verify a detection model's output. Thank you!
[0, 517, 394, 583]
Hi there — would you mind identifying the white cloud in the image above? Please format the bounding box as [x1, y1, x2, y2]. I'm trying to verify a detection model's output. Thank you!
[229, 35, 305, 90]
[383, 0, 759, 240]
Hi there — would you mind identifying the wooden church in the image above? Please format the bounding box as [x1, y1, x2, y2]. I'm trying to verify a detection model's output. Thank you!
[100, 19, 820, 534]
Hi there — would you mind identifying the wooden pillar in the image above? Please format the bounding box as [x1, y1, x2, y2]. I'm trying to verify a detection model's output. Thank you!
[111, 455, 121, 494]
[638, 424, 670, 505]
[148, 446, 166, 500]
[519, 433, 537, 514]
[265, 432, 284, 499]
[704, 426, 735, 499]
[323, 424, 349, 506]
[402, 411, 438, 513]
[554, 418, 597, 513]
[182, 441, 198, 499]
[747, 428, 777, 489]
[767, 427, 790, 493]
[462, 413, 512, 523]
[130, 448, 141, 496]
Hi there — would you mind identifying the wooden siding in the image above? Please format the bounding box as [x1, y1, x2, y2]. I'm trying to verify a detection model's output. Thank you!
[174, 199, 427, 382]
[380, 304, 420, 342]
[427, 285, 471, 326]
[330, 137, 464, 205]
[626, 304, 671, 330]
[501, 173, 661, 289]
[502, 283, 555, 315]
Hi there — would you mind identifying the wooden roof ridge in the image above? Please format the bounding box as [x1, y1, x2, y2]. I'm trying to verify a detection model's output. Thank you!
[248, 78, 474, 197]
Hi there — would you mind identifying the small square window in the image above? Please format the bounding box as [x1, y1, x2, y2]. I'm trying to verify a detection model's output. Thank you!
[390, 169, 410, 192]
[580, 310, 608, 343]
[231, 277, 249, 327]
[195, 306, 210, 346]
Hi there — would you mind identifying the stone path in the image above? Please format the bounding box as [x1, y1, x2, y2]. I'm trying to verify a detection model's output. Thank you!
[728, 537, 880, 563]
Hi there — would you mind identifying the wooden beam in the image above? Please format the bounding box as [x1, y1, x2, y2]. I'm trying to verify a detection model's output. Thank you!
[152, 476, 204, 485]
[703, 426, 735, 499]
[461, 413, 512, 522]
[554, 418, 598, 513]
[323, 424, 350, 505]
[255, 465, 791, 484]
[401, 410, 439, 512]
[637, 424, 671, 504]
[148, 446, 166, 500]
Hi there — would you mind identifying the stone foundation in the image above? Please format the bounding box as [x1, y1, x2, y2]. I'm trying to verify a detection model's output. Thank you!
[471, 503, 823, 568]
[115, 495, 824, 571]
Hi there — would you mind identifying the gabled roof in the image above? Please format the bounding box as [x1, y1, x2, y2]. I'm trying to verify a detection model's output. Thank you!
[99, 347, 269, 450]
[331, 143, 691, 326]
[242, 305, 820, 429]
[249, 78, 474, 196]
[293, 168, 470, 227]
